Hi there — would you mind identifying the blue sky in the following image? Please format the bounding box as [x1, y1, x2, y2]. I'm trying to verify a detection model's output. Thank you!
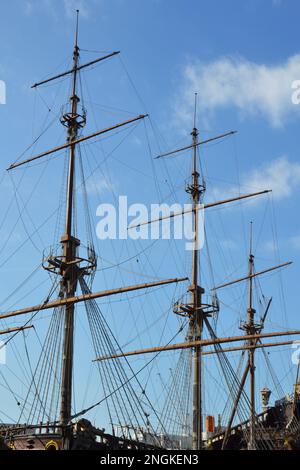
[0, 0, 300, 434]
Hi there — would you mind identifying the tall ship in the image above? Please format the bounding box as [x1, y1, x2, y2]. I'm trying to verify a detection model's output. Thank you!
[0, 12, 299, 451]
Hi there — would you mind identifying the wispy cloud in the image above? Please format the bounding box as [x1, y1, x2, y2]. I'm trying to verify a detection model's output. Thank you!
[210, 156, 300, 202]
[245, 155, 300, 198]
[84, 175, 116, 196]
[175, 54, 300, 127]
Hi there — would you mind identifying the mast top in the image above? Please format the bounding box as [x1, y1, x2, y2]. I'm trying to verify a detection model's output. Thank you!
[192, 92, 198, 137]
[249, 221, 254, 261]
[75, 10, 79, 50]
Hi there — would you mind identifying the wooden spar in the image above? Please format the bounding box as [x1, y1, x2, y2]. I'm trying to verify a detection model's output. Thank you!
[155, 130, 237, 159]
[261, 297, 272, 325]
[213, 262, 292, 291]
[7, 114, 148, 170]
[0, 325, 33, 335]
[127, 190, 271, 230]
[203, 340, 295, 355]
[222, 361, 250, 449]
[0, 277, 188, 320]
[31, 51, 120, 88]
[94, 330, 300, 361]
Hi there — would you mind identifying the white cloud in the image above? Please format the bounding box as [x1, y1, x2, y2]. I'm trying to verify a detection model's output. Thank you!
[176, 54, 300, 127]
[246, 155, 300, 198]
[210, 156, 300, 202]
[84, 175, 115, 195]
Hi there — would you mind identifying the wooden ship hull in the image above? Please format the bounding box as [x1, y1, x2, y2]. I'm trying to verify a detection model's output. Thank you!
[1, 420, 160, 450]
[210, 400, 300, 450]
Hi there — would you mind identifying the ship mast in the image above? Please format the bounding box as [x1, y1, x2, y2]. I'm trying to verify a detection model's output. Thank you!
[59, 10, 81, 433]
[246, 222, 257, 449]
[125, 98, 271, 449]
[189, 95, 204, 450]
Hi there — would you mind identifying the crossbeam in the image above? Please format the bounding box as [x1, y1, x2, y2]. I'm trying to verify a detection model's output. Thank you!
[213, 262, 292, 291]
[8, 114, 148, 170]
[128, 190, 271, 230]
[155, 130, 237, 159]
[0, 325, 33, 335]
[0, 277, 188, 320]
[202, 339, 296, 356]
[93, 330, 300, 361]
[31, 51, 120, 88]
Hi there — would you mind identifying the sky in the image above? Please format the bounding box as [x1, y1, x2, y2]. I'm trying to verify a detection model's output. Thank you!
[0, 0, 300, 436]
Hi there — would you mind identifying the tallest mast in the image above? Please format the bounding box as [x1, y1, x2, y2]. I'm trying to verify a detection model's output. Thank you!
[59, 10, 85, 438]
